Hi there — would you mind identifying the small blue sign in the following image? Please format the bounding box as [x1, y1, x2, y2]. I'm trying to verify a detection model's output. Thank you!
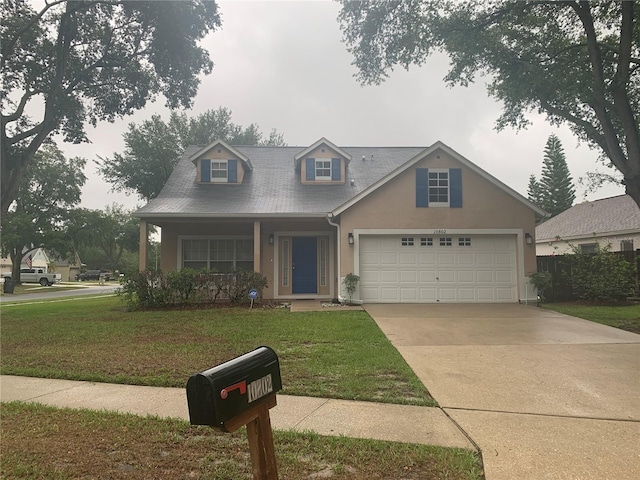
[248, 288, 258, 299]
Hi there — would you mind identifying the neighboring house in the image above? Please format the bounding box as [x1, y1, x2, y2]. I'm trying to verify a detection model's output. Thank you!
[0, 249, 82, 281]
[50, 251, 83, 282]
[135, 138, 545, 303]
[0, 247, 50, 272]
[536, 195, 640, 255]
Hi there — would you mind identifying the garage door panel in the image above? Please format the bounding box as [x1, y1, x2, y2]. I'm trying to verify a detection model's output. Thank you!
[477, 271, 494, 283]
[400, 270, 418, 283]
[399, 253, 417, 264]
[457, 253, 474, 265]
[438, 270, 455, 283]
[419, 253, 437, 265]
[419, 288, 437, 301]
[420, 271, 436, 283]
[381, 271, 398, 283]
[359, 234, 517, 303]
[438, 253, 455, 265]
[381, 253, 398, 264]
[495, 270, 514, 283]
[380, 288, 399, 302]
[400, 288, 418, 301]
[458, 288, 476, 301]
[457, 270, 475, 283]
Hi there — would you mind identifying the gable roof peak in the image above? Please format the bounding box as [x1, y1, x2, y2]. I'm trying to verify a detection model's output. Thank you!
[188, 138, 253, 171]
[293, 137, 353, 169]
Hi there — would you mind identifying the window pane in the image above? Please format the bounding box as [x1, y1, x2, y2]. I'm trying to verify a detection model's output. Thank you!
[211, 161, 227, 179]
[316, 160, 331, 178]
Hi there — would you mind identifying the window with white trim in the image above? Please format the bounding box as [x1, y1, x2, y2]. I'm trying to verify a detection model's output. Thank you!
[319, 239, 327, 287]
[181, 238, 253, 272]
[282, 239, 289, 287]
[621, 239, 634, 251]
[458, 237, 471, 246]
[401, 237, 414, 246]
[210, 161, 228, 182]
[420, 237, 433, 246]
[428, 170, 449, 205]
[315, 159, 332, 180]
[439, 237, 452, 246]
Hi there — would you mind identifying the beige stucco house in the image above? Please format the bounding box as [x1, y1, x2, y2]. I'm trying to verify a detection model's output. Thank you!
[536, 195, 640, 255]
[135, 138, 544, 303]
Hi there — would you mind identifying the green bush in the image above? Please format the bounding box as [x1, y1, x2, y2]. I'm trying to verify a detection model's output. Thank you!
[118, 269, 268, 310]
[570, 244, 637, 302]
[529, 271, 552, 303]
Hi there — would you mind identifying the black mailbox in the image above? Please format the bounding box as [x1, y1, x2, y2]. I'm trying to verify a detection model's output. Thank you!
[186, 346, 282, 427]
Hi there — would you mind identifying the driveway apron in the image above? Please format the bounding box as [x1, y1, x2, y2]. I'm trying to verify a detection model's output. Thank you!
[365, 304, 640, 480]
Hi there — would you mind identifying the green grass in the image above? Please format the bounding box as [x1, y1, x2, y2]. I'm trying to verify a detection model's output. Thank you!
[1, 402, 482, 479]
[0, 296, 434, 406]
[542, 302, 640, 334]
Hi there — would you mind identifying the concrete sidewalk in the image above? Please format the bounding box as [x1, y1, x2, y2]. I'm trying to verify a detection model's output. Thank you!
[0, 375, 474, 450]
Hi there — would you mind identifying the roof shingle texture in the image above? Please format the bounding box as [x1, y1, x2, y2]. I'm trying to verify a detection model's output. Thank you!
[136, 145, 426, 216]
[535, 195, 640, 241]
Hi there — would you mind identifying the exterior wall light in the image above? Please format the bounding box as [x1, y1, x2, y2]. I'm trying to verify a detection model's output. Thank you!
[348, 233, 354, 245]
[525, 233, 533, 245]
[269, 234, 274, 245]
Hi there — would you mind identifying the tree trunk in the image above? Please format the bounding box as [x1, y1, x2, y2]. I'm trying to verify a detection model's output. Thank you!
[625, 174, 640, 210]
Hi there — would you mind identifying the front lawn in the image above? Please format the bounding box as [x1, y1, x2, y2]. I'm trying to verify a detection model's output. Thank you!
[0, 296, 434, 406]
[542, 302, 640, 334]
[1, 402, 482, 480]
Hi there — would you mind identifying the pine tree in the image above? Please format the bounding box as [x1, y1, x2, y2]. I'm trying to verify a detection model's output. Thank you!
[527, 174, 543, 207]
[537, 134, 576, 217]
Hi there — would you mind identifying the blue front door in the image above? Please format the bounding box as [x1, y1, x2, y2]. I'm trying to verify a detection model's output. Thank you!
[292, 237, 317, 294]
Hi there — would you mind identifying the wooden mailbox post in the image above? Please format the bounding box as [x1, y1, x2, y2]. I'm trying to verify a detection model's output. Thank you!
[186, 346, 282, 480]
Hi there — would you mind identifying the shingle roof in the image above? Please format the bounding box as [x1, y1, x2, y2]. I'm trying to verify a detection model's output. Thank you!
[535, 195, 640, 241]
[135, 145, 426, 217]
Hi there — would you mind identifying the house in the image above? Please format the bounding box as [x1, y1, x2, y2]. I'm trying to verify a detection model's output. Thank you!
[0, 249, 82, 281]
[134, 138, 544, 303]
[535, 195, 640, 255]
[0, 247, 50, 272]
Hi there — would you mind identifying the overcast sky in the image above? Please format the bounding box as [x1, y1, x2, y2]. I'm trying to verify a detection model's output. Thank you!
[57, 0, 624, 211]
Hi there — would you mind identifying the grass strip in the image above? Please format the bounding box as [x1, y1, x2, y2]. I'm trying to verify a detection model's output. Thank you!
[541, 302, 640, 334]
[1, 402, 482, 480]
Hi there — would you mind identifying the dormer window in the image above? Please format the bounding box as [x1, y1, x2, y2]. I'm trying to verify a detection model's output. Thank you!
[200, 158, 238, 183]
[211, 161, 228, 182]
[315, 159, 332, 180]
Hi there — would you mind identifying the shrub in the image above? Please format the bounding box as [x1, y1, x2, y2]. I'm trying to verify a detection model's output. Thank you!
[570, 244, 637, 302]
[529, 271, 552, 303]
[217, 270, 269, 303]
[117, 269, 269, 310]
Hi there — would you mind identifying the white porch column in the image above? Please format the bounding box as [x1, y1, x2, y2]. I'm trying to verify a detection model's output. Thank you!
[139, 220, 148, 271]
[254, 220, 261, 273]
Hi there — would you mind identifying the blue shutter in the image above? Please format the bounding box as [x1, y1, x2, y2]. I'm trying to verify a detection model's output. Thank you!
[306, 158, 315, 181]
[201, 159, 211, 182]
[450, 168, 462, 207]
[331, 158, 340, 181]
[416, 168, 429, 207]
[227, 159, 237, 183]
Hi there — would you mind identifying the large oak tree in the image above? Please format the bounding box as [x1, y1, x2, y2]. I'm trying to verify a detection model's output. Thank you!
[98, 107, 286, 201]
[338, 1, 640, 206]
[1, 0, 221, 215]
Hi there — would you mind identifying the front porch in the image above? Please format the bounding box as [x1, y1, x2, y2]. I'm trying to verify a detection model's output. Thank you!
[139, 217, 340, 300]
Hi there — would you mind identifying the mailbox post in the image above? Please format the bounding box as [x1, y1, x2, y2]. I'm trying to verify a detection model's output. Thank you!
[186, 346, 282, 480]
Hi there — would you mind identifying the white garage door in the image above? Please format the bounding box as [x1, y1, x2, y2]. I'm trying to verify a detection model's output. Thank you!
[359, 234, 517, 303]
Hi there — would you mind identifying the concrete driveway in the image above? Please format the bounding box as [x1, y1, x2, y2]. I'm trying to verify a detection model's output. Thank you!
[365, 303, 640, 480]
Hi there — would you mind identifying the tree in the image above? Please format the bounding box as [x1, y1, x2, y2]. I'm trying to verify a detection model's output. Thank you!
[67, 205, 142, 272]
[540, 134, 576, 216]
[338, 1, 640, 207]
[1, 0, 221, 215]
[0, 144, 86, 283]
[529, 134, 576, 217]
[527, 174, 543, 207]
[97, 107, 286, 201]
